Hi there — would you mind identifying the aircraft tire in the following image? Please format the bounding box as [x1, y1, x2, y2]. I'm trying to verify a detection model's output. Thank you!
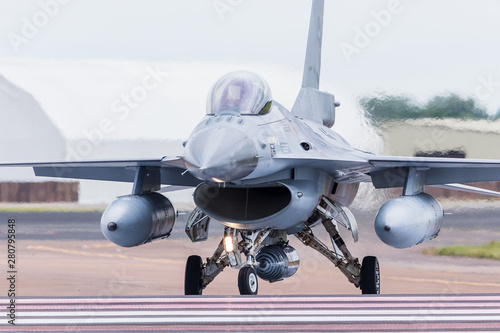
[238, 266, 258, 295]
[360, 256, 380, 294]
[185, 255, 203, 295]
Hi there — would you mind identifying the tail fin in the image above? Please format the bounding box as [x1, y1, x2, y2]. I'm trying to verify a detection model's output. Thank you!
[301, 0, 324, 89]
[292, 0, 338, 128]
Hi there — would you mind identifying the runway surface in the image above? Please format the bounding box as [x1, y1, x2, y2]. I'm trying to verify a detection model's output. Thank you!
[1, 207, 499, 298]
[2, 294, 500, 332]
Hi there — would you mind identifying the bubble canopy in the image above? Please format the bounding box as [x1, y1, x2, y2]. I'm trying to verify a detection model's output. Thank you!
[206, 71, 272, 115]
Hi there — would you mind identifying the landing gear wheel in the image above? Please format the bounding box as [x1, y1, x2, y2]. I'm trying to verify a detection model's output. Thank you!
[238, 266, 258, 295]
[360, 256, 380, 294]
[185, 255, 203, 295]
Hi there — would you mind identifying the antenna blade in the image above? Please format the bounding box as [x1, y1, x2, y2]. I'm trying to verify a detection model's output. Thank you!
[301, 0, 324, 89]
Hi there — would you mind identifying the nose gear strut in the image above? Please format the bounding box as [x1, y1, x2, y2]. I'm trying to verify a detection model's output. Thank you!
[184, 227, 273, 295]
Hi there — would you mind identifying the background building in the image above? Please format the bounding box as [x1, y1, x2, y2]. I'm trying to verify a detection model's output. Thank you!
[380, 119, 500, 198]
[381, 118, 500, 160]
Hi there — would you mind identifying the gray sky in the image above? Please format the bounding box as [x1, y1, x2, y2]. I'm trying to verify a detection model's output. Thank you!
[2, 0, 500, 114]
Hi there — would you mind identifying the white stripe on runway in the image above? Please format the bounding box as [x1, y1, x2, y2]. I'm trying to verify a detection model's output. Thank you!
[17, 308, 500, 317]
[13, 315, 500, 325]
[2, 294, 499, 332]
[16, 294, 500, 303]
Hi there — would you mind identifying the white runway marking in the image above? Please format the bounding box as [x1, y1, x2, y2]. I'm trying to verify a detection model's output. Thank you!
[2, 294, 500, 332]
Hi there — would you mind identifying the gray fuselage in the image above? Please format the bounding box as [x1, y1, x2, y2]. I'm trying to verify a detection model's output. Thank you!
[184, 101, 367, 232]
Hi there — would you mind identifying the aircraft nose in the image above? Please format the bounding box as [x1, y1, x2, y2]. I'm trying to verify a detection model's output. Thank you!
[184, 126, 258, 182]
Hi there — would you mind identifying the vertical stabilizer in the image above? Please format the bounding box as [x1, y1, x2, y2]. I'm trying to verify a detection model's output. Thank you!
[302, 0, 324, 89]
[293, 0, 338, 128]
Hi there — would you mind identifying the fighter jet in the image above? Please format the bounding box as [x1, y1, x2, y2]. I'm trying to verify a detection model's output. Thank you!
[3, 0, 500, 295]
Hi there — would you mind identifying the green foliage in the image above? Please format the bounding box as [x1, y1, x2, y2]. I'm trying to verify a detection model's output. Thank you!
[359, 95, 419, 122]
[360, 93, 491, 123]
[424, 241, 500, 260]
[494, 109, 500, 120]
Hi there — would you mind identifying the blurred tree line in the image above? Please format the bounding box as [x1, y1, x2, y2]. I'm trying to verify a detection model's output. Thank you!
[359, 93, 500, 123]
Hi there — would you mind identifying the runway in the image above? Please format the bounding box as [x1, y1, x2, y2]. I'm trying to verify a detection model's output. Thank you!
[2, 294, 500, 332]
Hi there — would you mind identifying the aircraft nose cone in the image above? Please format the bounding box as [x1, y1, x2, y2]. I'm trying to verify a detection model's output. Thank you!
[184, 126, 258, 182]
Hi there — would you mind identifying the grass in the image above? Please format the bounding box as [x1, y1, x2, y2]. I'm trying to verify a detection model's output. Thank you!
[424, 241, 500, 261]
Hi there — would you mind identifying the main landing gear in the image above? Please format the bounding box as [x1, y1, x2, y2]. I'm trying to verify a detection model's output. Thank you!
[295, 197, 380, 294]
[184, 198, 380, 295]
[184, 255, 203, 295]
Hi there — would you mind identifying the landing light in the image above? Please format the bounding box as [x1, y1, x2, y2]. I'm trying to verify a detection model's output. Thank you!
[224, 235, 234, 252]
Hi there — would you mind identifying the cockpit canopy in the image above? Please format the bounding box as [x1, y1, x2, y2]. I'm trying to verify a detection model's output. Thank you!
[207, 71, 272, 116]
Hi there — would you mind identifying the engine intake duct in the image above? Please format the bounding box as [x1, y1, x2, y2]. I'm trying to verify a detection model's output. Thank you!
[255, 245, 300, 282]
[193, 184, 291, 221]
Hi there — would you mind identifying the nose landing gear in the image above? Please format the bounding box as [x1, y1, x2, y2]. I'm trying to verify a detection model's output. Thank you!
[238, 266, 259, 295]
[184, 227, 272, 296]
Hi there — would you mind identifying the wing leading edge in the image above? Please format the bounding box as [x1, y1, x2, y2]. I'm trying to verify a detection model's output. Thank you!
[272, 154, 500, 196]
[0, 157, 201, 188]
[369, 156, 500, 189]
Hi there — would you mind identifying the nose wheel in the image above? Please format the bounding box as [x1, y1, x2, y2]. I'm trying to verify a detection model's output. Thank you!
[184, 228, 270, 296]
[238, 266, 259, 295]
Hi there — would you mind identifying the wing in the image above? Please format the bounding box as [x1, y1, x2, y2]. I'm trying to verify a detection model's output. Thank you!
[430, 183, 500, 197]
[369, 156, 500, 189]
[0, 156, 201, 194]
[273, 154, 500, 196]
